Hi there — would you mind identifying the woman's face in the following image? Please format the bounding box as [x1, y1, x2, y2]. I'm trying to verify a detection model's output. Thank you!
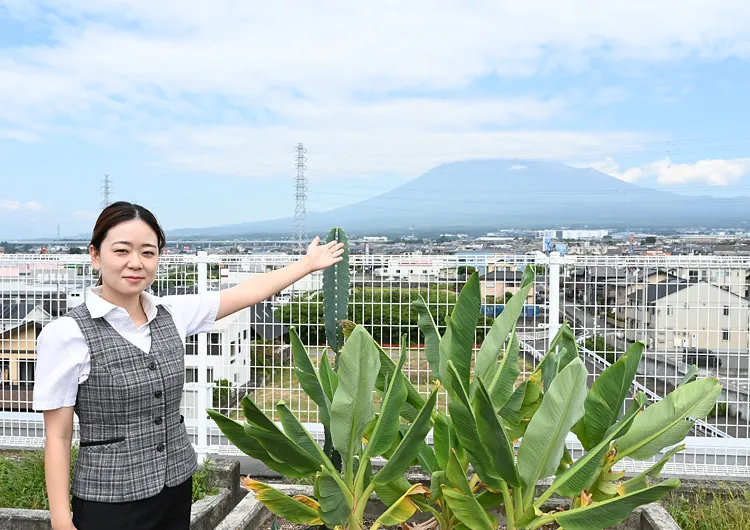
[89, 219, 160, 297]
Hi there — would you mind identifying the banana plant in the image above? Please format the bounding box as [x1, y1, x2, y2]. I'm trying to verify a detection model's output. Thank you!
[207, 324, 439, 529]
[405, 267, 722, 529]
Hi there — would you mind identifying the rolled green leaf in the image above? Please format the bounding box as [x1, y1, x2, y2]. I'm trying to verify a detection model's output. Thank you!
[487, 327, 521, 411]
[414, 294, 442, 381]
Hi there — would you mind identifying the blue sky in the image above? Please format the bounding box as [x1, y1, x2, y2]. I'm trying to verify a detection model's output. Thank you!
[1, 1, 750, 239]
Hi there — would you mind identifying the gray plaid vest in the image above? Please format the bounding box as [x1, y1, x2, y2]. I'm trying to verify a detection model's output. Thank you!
[67, 303, 197, 502]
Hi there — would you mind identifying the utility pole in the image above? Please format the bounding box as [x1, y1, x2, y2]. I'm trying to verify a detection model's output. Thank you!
[293, 143, 308, 253]
[101, 174, 113, 210]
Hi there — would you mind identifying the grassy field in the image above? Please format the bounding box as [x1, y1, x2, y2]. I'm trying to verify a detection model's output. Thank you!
[0, 448, 218, 509]
[237, 348, 534, 423]
[665, 488, 750, 530]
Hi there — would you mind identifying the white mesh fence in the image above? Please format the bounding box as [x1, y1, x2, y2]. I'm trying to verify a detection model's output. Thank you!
[1, 252, 749, 476]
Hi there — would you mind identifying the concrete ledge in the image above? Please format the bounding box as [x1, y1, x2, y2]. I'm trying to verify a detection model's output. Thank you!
[0, 459, 243, 530]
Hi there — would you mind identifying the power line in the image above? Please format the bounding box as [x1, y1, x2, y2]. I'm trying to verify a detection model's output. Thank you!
[293, 143, 308, 253]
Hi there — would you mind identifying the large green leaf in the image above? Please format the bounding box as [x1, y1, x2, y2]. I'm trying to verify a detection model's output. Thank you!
[241, 397, 322, 475]
[276, 402, 334, 473]
[432, 411, 453, 470]
[371, 483, 430, 529]
[614, 377, 722, 461]
[374, 476, 412, 506]
[323, 227, 349, 354]
[445, 448, 471, 495]
[438, 272, 481, 392]
[487, 327, 521, 411]
[543, 401, 642, 502]
[330, 325, 381, 468]
[206, 408, 305, 477]
[618, 444, 685, 496]
[290, 327, 331, 427]
[374, 383, 439, 484]
[414, 294, 442, 380]
[440, 486, 496, 530]
[475, 265, 534, 381]
[363, 340, 408, 459]
[445, 361, 505, 491]
[553, 478, 680, 530]
[474, 377, 521, 486]
[517, 358, 588, 499]
[573, 342, 644, 451]
[243, 478, 322, 525]
[314, 466, 353, 526]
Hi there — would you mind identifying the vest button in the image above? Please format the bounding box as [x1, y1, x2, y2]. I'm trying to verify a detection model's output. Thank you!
[154, 417, 162, 425]
[154, 390, 163, 398]
[157, 443, 165, 452]
[148, 362, 156, 370]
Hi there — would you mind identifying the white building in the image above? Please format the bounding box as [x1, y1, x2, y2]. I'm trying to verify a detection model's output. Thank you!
[538, 229, 609, 240]
[623, 280, 750, 371]
[375, 256, 447, 282]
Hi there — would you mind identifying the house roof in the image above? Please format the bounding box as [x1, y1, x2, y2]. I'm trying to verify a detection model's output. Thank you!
[628, 280, 691, 304]
[479, 270, 543, 283]
[586, 266, 627, 279]
[249, 302, 288, 341]
[0, 301, 39, 321]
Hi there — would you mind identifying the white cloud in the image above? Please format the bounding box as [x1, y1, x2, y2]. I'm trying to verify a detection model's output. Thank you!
[576, 156, 750, 186]
[509, 165, 527, 170]
[0, 1, 749, 175]
[0, 200, 45, 212]
[0, 200, 21, 212]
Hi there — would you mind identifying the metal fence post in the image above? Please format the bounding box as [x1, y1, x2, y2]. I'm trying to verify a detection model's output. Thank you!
[548, 251, 562, 343]
[195, 251, 209, 461]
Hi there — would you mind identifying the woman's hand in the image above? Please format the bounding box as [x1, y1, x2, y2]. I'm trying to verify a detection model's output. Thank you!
[304, 237, 345, 272]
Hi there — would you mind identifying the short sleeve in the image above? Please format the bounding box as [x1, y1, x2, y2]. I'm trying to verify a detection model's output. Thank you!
[162, 291, 221, 337]
[32, 317, 89, 411]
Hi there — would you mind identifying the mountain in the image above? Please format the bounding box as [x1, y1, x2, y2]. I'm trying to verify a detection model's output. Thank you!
[168, 160, 750, 236]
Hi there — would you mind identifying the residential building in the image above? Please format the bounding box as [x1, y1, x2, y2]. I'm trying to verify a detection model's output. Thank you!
[479, 269, 543, 304]
[622, 280, 750, 371]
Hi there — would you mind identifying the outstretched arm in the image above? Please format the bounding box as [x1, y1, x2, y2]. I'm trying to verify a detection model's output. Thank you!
[216, 237, 344, 320]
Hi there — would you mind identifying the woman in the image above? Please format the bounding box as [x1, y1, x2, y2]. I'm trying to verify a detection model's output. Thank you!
[32, 201, 344, 530]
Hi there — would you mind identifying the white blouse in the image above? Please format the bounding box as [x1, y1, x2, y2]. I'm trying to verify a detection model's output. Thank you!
[32, 286, 221, 411]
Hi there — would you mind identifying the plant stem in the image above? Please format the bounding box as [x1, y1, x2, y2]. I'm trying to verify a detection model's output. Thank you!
[353, 480, 377, 521]
[501, 482, 515, 530]
[513, 485, 523, 522]
[529, 514, 557, 530]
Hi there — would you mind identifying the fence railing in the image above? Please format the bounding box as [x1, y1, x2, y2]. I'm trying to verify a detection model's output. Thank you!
[2, 251, 750, 477]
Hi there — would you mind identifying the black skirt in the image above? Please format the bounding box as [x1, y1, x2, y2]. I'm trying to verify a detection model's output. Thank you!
[72, 476, 192, 530]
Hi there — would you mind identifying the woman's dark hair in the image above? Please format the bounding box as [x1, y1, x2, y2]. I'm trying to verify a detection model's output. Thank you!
[91, 201, 166, 285]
